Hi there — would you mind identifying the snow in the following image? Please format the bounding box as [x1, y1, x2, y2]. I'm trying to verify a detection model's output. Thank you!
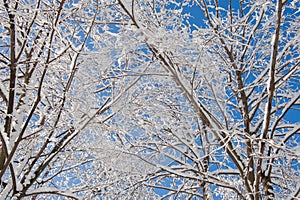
[262, 2, 270, 12]
[25, 187, 82, 200]
[211, 14, 221, 27]
[271, 34, 276, 47]
[16, 182, 23, 192]
[261, 104, 269, 139]
[24, 172, 35, 185]
[294, 145, 300, 157]
[267, 188, 273, 193]
[283, 124, 300, 143]
[0, 179, 12, 198]
[121, 0, 133, 15]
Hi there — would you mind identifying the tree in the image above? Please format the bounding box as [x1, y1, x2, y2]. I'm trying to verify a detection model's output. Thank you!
[107, 0, 300, 199]
[0, 0, 156, 199]
[0, 0, 299, 199]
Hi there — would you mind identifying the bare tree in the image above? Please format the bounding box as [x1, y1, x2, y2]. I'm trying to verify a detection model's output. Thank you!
[109, 0, 300, 199]
[0, 0, 157, 199]
[1, 0, 299, 199]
